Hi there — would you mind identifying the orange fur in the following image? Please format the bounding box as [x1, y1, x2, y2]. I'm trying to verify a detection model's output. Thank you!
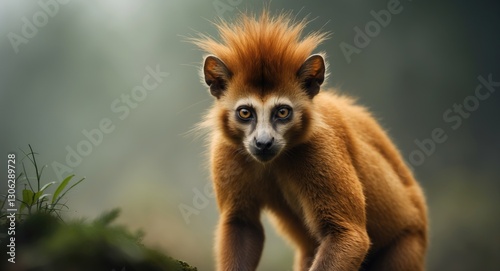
[193, 11, 428, 271]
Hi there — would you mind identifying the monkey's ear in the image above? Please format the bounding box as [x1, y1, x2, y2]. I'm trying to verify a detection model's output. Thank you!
[203, 55, 232, 99]
[297, 54, 325, 98]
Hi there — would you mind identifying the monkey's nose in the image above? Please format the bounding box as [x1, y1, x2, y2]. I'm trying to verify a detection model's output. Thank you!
[254, 136, 274, 151]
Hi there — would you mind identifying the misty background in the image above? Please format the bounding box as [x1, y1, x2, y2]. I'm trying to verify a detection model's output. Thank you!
[1, 0, 499, 270]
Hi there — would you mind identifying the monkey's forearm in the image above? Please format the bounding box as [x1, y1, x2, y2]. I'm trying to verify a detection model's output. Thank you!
[216, 216, 265, 271]
[309, 229, 370, 271]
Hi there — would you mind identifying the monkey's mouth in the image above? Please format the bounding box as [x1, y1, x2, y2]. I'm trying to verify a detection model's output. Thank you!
[248, 146, 279, 163]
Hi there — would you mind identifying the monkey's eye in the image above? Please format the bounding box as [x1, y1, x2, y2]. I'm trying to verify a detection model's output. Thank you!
[237, 107, 253, 121]
[276, 106, 291, 119]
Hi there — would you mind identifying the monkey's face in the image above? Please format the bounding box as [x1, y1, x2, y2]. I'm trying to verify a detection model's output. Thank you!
[202, 54, 326, 163]
[230, 95, 297, 162]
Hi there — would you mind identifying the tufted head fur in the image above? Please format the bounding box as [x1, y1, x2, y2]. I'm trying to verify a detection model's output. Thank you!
[192, 10, 329, 98]
[191, 11, 330, 163]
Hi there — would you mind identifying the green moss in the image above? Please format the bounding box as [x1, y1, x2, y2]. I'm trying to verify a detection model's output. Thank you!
[0, 209, 197, 271]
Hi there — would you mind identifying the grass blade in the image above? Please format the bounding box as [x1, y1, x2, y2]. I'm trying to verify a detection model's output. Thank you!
[52, 175, 74, 204]
[50, 177, 84, 213]
[22, 189, 34, 206]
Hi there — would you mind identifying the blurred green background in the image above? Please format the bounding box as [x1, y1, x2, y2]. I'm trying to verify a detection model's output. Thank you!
[1, 0, 499, 270]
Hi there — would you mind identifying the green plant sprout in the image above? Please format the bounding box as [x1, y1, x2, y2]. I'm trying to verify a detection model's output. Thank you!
[0, 145, 84, 221]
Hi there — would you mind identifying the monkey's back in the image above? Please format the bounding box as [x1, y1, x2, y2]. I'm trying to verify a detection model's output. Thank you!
[313, 91, 428, 251]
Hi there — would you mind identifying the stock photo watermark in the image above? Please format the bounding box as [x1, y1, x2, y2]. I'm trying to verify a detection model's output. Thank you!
[178, 181, 215, 225]
[213, 0, 243, 17]
[50, 65, 169, 181]
[178, 158, 246, 224]
[5, 153, 17, 263]
[7, 0, 72, 54]
[407, 73, 499, 168]
[340, 0, 414, 64]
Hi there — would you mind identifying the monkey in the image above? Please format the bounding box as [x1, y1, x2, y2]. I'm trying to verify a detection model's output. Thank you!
[191, 11, 428, 271]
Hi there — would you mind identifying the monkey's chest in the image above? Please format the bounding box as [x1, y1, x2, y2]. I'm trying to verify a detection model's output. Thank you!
[264, 177, 307, 223]
[281, 187, 304, 216]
